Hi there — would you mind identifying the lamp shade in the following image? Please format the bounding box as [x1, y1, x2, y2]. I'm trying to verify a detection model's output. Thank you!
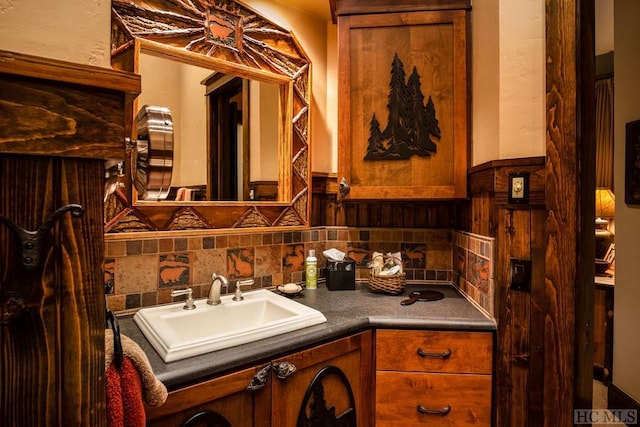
[595, 188, 615, 218]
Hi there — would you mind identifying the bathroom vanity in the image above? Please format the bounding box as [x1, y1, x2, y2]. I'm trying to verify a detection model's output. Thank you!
[120, 284, 495, 426]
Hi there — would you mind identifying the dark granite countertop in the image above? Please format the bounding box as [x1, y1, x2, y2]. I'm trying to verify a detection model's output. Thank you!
[117, 282, 496, 389]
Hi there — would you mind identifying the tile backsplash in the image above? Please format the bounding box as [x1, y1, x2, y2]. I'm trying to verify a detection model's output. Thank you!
[453, 230, 495, 317]
[104, 227, 493, 316]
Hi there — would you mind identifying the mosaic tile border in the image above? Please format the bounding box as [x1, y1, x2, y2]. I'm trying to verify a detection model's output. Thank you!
[105, 227, 455, 313]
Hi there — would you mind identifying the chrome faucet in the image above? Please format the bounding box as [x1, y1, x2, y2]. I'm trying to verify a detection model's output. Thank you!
[207, 273, 229, 305]
[233, 279, 254, 301]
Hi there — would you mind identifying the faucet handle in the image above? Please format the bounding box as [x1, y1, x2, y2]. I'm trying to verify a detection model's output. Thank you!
[233, 279, 254, 301]
[171, 287, 196, 310]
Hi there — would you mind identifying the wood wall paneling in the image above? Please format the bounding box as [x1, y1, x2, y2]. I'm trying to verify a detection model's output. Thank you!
[0, 50, 140, 426]
[465, 157, 547, 426]
[311, 174, 461, 228]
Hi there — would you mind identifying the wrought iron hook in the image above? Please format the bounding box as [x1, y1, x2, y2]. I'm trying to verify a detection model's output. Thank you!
[0, 204, 84, 270]
[339, 177, 350, 198]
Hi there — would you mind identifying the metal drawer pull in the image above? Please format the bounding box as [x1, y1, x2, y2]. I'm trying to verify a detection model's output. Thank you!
[417, 404, 451, 416]
[417, 348, 452, 359]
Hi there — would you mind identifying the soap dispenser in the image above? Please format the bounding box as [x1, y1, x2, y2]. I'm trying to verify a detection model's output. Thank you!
[305, 249, 318, 289]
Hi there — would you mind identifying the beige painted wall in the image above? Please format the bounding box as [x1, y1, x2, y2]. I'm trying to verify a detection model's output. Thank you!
[596, 0, 614, 55]
[613, 0, 640, 403]
[138, 54, 209, 188]
[249, 80, 279, 182]
[0, 0, 111, 67]
[472, 0, 545, 166]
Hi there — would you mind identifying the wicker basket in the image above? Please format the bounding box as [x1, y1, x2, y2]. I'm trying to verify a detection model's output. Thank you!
[367, 254, 406, 295]
[367, 271, 406, 295]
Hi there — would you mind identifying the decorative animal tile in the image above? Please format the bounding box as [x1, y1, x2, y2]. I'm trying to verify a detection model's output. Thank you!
[401, 243, 427, 268]
[282, 244, 305, 272]
[471, 255, 490, 295]
[347, 242, 370, 266]
[158, 253, 191, 288]
[227, 248, 255, 279]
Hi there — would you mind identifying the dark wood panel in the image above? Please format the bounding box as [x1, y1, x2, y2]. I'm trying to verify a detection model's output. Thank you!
[0, 74, 128, 159]
[0, 50, 140, 94]
[545, 0, 595, 423]
[0, 156, 106, 426]
[1, 49, 138, 427]
[271, 332, 373, 427]
[527, 208, 547, 424]
[311, 174, 462, 227]
[468, 157, 546, 207]
[465, 157, 549, 426]
[0, 50, 138, 160]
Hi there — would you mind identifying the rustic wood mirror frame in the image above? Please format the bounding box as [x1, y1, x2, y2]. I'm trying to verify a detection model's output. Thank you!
[106, 0, 310, 234]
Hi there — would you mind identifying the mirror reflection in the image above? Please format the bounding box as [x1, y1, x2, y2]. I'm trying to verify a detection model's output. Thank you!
[107, 0, 311, 233]
[137, 51, 281, 202]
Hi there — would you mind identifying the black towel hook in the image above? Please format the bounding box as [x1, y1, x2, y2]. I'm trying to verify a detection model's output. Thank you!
[106, 308, 124, 370]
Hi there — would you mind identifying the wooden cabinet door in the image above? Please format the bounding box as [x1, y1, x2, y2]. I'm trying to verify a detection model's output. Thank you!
[337, 8, 469, 200]
[145, 366, 258, 427]
[270, 331, 373, 427]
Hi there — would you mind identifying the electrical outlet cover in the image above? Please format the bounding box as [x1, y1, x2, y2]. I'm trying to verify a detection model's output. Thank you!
[510, 258, 531, 292]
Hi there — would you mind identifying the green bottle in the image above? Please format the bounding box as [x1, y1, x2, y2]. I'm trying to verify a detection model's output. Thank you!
[305, 249, 318, 289]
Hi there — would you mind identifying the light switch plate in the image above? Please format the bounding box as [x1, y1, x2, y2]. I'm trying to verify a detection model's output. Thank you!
[508, 172, 529, 204]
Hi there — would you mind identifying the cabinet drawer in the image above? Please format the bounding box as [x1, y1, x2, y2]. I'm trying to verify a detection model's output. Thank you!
[376, 330, 492, 374]
[376, 371, 492, 426]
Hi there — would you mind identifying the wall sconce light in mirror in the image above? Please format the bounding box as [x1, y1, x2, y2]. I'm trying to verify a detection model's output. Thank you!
[595, 187, 615, 276]
[132, 105, 174, 201]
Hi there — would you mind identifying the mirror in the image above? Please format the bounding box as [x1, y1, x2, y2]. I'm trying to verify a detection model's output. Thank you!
[106, 0, 310, 233]
[137, 51, 281, 202]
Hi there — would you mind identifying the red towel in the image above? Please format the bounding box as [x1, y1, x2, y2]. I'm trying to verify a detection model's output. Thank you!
[105, 329, 167, 427]
[106, 357, 146, 427]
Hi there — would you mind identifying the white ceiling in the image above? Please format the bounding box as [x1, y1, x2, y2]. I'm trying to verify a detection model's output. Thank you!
[273, 0, 332, 22]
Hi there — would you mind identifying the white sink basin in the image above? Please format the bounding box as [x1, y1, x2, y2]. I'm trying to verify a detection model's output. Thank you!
[133, 289, 326, 362]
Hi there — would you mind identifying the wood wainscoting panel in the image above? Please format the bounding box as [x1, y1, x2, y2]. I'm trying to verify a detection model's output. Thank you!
[465, 157, 547, 426]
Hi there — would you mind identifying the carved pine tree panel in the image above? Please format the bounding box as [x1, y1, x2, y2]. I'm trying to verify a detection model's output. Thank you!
[338, 9, 469, 200]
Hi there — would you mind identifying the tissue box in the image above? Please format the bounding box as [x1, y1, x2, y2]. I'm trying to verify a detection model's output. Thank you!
[326, 258, 355, 291]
